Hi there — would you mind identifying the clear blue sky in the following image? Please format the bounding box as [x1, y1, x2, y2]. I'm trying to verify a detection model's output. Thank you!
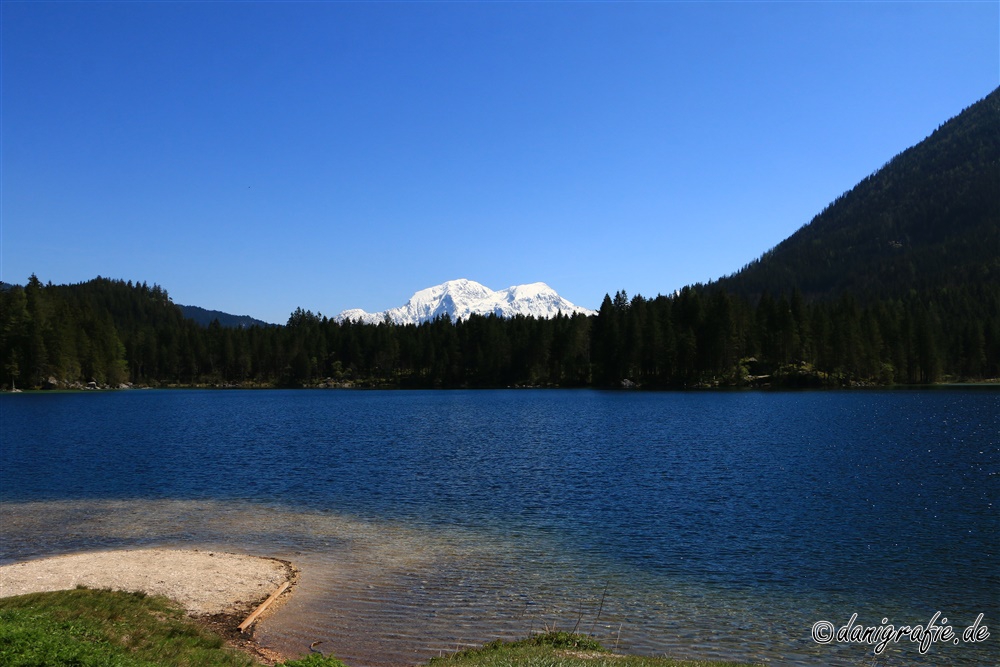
[2, 1, 997, 324]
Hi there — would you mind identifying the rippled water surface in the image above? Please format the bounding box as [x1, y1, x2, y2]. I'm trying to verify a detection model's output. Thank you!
[2, 389, 997, 666]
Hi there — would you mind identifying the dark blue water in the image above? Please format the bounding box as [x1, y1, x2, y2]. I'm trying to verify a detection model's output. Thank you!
[2, 389, 997, 666]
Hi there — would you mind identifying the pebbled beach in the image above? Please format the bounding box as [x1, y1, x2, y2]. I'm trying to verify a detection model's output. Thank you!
[0, 548, 295, 616]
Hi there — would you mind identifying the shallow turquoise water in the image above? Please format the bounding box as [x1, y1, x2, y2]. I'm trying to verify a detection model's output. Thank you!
[2, 389, 997, 665]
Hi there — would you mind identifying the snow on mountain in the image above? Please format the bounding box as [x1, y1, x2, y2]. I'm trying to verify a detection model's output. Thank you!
[335, 279, 596, 325]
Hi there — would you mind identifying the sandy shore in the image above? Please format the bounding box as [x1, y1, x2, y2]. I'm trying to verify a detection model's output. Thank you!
[0, 548, 295, 615]
[0, 548, 298, 663]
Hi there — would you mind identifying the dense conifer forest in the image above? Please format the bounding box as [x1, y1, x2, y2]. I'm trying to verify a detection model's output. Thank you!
[3, 88, 997, 390]
[2, 275, 997, 389]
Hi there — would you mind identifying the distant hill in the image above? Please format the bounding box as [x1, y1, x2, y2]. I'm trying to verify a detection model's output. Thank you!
[178, 305, 273, 328]
[335, 279, 595, 325]
[714, 87, 1000, 300]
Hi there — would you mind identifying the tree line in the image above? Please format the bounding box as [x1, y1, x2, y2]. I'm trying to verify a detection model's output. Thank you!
[2, 275, 997, 390]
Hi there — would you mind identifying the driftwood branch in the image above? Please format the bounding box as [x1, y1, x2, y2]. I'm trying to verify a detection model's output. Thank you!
[238, 581, 290, 633]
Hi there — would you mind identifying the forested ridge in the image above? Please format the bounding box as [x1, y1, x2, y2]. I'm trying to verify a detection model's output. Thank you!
[3, 88, 998, 390]
[713, 87, 999, 299]
[176, 304, 271, 329]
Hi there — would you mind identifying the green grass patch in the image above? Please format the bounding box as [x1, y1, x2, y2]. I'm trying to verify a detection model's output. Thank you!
[429, 632, 759, 667]
[0, 588, 255, 667]
[278, 655, 347, 667]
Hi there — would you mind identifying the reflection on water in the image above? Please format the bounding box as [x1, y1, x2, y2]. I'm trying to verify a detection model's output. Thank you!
[0, 497, 968, 667]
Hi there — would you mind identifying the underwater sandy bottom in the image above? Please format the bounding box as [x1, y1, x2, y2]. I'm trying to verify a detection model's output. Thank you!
[0, 498, 945, 667]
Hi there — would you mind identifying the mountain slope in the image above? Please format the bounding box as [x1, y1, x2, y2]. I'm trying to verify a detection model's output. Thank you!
[715, 86, 1000, 299]
[335, 279, 596, 325]
[179, 305, 273, 328]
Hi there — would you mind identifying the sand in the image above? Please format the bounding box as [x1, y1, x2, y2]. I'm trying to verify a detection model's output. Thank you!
[0, 548, 296, 617]
[0, 548, 300, 664]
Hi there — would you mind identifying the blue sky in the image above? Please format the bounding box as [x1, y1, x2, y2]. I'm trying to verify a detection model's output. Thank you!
[2, 1, 997, 324]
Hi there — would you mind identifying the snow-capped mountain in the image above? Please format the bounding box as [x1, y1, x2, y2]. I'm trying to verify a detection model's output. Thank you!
[336, 279, 596, 325]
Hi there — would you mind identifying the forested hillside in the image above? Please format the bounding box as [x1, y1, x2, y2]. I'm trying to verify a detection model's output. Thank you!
[178, 305, 273, 329]
[714, 87, 999, 300]
[3, 89, 997, 390]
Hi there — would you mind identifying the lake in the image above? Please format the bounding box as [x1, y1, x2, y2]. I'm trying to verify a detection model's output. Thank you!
[1, 388, 997, 666]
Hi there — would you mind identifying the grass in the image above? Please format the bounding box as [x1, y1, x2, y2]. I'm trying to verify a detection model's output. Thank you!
[0, 588, 256, 667]
[429, 631, 758, 667]
[0, 589, 756, 667]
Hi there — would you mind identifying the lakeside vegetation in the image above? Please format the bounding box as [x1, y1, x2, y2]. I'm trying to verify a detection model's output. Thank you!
[0, 589, 757, 667]
[428, 632, 757, 667]
[0, 588, 257, 667]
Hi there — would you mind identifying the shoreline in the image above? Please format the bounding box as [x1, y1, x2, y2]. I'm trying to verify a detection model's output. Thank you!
[0, 548, 298, 665]
[4, 378, 1000, 394]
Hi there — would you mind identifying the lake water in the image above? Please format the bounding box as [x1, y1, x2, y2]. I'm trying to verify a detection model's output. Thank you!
[1, 389, 997, 666]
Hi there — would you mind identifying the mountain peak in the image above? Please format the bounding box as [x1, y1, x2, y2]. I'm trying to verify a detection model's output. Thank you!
[335, 279, 595, 325]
